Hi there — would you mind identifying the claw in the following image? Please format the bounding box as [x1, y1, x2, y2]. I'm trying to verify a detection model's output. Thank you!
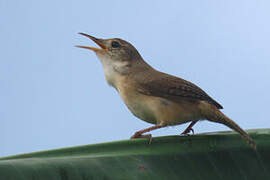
[181, 128, 194, 135]
[181, 121, 197, 135]
[190, 128, 194, 134]
[130, 125, 164, 144]
[130, 132, 142, 139]
[130, 133, 152, 144]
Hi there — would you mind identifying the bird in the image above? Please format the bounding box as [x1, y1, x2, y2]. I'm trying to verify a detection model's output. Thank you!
[76, 32, 256, 149]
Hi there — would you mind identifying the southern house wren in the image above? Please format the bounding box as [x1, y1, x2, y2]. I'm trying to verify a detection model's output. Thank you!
[77, 33, 256, 149]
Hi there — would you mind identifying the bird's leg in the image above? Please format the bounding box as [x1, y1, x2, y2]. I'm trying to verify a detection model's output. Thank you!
[181, 121, 197, 135]
[131, 125, 164, 144]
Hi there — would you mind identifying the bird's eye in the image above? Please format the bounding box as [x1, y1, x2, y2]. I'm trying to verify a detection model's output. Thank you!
[111, 41, 120, 48]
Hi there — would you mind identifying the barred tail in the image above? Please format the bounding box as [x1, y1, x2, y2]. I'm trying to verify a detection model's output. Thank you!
[203, 104, 256, 149]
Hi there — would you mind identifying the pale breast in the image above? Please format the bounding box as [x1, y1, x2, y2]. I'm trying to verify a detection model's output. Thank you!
[119, 89, 157, 124]
[118, 84, 203, 126]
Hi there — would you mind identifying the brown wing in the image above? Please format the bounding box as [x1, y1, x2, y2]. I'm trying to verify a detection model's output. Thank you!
[137, 71, 223, 109]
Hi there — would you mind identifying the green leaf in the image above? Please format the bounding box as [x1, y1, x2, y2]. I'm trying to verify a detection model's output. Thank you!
[1, 129, 270, 180]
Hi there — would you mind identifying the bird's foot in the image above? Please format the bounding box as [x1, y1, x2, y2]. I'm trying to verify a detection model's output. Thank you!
[181, 128, 194, 135]
[131, 132, 153, 144]
[181, 121, 197, 135]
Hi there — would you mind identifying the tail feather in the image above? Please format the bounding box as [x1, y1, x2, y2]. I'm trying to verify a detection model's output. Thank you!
[204, 105, 256, 149]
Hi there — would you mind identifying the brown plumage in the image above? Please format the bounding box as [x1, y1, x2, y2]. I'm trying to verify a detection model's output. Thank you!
[77, 33, 256, 149]
[137, 70, 223, 109]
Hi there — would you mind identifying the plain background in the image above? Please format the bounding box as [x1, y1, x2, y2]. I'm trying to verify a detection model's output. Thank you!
[1, 1, 270, 157]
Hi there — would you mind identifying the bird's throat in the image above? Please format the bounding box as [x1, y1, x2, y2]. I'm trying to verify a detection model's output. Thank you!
[96, 54, 130, 90]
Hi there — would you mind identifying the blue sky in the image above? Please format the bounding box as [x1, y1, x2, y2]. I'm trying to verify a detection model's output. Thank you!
[1, 1, 270, 156]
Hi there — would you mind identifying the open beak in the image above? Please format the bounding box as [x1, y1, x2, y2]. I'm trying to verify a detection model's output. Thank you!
[76, 33, 106, 51]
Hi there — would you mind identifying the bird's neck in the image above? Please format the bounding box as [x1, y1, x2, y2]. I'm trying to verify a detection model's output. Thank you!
[98, 55, 153, 91]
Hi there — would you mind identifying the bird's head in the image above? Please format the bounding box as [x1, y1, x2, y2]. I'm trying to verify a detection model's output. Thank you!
[76, 33, 150, 87]
[76, 33, 142, 65]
